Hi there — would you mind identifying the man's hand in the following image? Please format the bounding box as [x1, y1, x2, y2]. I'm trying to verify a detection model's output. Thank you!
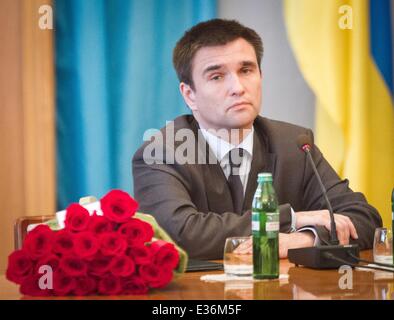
[278, 232, 314, 258]
[233, 232, 315, 259]
[295, 210, 358, 245]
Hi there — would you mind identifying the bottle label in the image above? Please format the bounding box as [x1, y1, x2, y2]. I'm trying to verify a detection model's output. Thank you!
[252, 210, 261, 232]
[266, 212, 279, 239]
[266, 222, 279, 232]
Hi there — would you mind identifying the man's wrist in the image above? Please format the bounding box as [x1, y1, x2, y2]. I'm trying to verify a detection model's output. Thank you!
[297, 227, 320, 246]
[294, 231, 315, 247]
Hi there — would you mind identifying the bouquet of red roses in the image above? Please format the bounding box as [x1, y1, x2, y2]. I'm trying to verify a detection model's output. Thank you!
[6, 190, 182, 296]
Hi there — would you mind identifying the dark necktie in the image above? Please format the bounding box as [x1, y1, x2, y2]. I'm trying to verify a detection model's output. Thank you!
[227, 148, 244, 214]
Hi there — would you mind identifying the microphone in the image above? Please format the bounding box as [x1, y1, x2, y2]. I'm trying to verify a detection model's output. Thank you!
[296, 134, 339, 245]
[287, 134, 360, 269]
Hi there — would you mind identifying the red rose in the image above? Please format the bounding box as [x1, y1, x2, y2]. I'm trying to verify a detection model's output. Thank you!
[53, 270, 76, 296]
[89, 254, 112, 276]
[117, 218, 154, 245]
[6, 250, 34, 284]
[20, 274, 51, 297]
[149, 268, 173, 289]
[99, 233, 127, 256]
[88, 213, 114, 235]
[53, 230, 74, 255]
[73, 231, 99, 259]
[150, 240, 180, 270]
[74, 276, 97, 296]
[110, 256, 135, 277]
[139, 263, 173, 289]
[59, 255, 87, 276]
[98, 274, 122, 295]
[121, 276, 148, 295]
[23, 224, 55, 259]
[126, 244, 152, 265]
[35, 254, 60, 273]
[65, 203, 90, 232]
[100, 190, 138, 223]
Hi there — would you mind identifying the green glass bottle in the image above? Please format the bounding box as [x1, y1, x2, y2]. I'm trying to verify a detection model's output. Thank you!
[252, 172, 279, 279]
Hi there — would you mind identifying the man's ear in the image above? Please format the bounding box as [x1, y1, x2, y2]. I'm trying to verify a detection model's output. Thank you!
[179, 82, 197, 111]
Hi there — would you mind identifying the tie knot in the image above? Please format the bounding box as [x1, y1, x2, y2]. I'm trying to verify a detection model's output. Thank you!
[228, 148, 244, 169]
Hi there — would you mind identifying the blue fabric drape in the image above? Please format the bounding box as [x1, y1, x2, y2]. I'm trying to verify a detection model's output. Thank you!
[55, 0, 216, 209]
[370, 0, 393, 96]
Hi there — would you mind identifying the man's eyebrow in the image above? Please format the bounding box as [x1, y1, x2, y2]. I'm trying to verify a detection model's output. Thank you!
[202, 61, 258, 75]
[240, 60, 258, 68]
[202, 64, 223, 76]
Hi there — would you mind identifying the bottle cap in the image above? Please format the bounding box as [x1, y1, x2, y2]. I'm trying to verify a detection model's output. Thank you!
[257, 172, 272, 182]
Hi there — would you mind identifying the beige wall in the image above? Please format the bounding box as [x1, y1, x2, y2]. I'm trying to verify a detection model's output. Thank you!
[218, 0, 316, 130]
[0, 0, 55, 274]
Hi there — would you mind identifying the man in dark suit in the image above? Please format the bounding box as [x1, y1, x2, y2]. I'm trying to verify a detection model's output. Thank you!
[132, 19, 382, 259]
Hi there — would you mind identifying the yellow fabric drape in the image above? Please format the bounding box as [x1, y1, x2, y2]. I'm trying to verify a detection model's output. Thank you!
[284, 0, 394, 227]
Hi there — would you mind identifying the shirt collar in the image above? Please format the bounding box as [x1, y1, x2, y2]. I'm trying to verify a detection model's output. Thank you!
[200, 126, 254, 162]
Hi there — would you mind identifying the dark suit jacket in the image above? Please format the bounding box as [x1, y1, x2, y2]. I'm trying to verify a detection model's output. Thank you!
[132, 115, 382, 259]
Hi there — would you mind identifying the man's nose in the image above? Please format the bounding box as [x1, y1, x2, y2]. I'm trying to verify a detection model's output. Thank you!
[229, 74, 245, 96]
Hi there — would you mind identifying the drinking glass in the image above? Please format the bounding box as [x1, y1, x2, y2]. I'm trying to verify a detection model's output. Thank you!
[223, 237, 253, 276]
[373, 228, 393, 264]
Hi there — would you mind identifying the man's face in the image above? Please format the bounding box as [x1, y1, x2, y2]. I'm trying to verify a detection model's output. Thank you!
[180, 38, 262, 131]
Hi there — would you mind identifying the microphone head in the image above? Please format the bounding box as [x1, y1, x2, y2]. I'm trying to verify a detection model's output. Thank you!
[296, 134, 312, 152]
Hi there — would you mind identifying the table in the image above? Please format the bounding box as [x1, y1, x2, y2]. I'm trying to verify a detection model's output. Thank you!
[1, 250, 393, 300]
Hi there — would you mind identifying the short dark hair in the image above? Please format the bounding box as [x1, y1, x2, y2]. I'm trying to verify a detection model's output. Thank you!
[173, 19, 264, 89]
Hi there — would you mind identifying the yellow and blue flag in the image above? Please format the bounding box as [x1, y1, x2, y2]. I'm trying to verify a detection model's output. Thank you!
[284, 0, 394, 227]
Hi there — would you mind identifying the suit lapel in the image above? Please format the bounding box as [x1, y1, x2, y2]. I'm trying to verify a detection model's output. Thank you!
[191, 117, 235, 213]
[243, 128, 277, 211]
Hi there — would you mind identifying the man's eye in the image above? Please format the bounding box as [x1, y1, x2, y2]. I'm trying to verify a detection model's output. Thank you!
[241, 68, 252, 74]
[211, 75, 222, 81]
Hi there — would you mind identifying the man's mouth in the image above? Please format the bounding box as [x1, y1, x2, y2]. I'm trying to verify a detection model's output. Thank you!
[228, 101, 251, 110]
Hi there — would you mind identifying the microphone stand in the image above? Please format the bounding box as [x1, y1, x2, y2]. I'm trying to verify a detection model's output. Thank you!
[304, 147, 339, 245]
[288, 137, 359, 269]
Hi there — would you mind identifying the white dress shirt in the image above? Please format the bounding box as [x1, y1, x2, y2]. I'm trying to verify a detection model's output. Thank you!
[200, 127, 254, 194]
[200, 124, 318, 245]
